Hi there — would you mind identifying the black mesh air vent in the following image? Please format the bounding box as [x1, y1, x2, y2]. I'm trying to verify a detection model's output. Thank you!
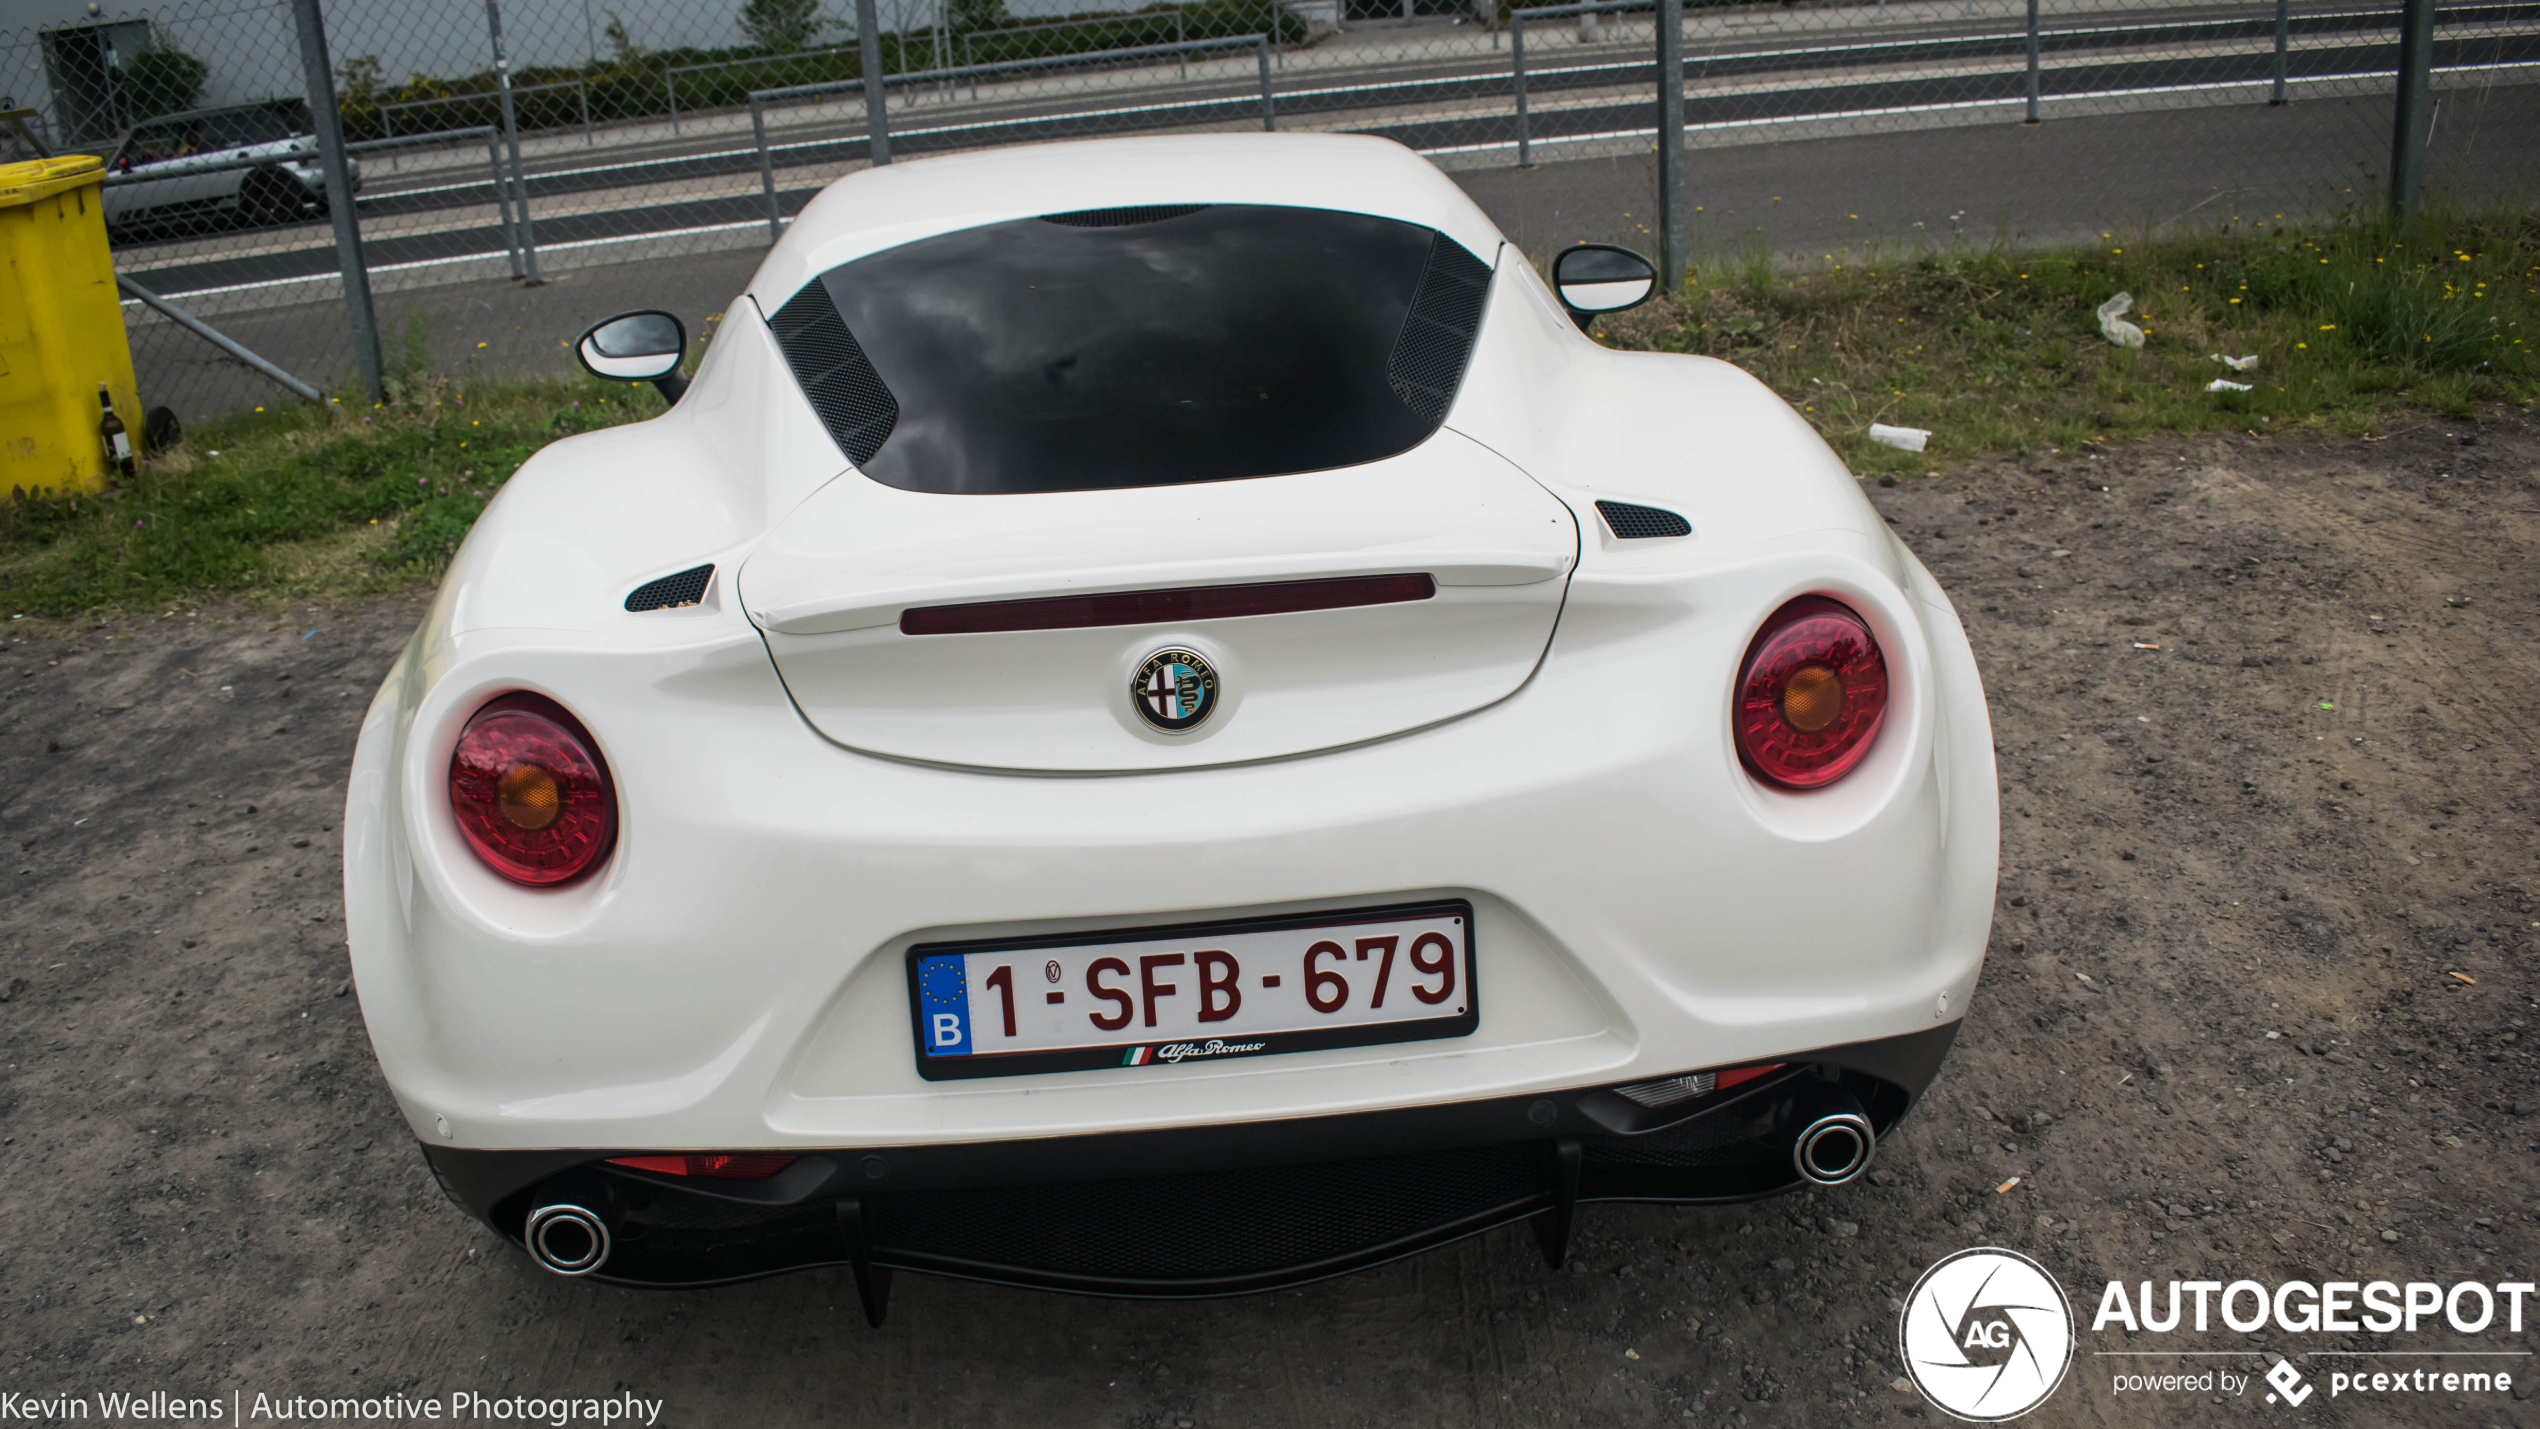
[1038, 204, 1209, 227]
[1385, 233, 1493, 422]
[767, 284, 898, 465]
[625, 563, 714, 612]
[1596, 500, 1691, 539]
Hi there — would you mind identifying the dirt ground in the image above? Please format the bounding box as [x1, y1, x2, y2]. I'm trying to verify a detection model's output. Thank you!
[2, 412, 2535, 1428]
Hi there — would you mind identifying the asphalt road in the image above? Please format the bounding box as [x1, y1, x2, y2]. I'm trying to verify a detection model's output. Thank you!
[131, 81, 2540, 425]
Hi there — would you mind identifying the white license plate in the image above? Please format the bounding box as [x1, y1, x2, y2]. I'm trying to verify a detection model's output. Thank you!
[908, 900, 1476, 1079]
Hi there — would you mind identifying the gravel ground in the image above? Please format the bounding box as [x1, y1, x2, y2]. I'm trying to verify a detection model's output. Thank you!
[2, 413, 2535, 1427]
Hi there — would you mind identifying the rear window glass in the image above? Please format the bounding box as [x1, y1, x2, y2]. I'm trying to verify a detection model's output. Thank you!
[765, 204, 1494, 495]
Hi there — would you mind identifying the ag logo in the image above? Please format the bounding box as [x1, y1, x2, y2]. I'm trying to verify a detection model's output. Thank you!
[1132, 648, 1219, 733]
[1899, 1248, 2074, 1422]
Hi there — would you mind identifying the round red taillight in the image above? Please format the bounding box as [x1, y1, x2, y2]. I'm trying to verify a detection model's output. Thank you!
[1734, 597, 1888, 790]
[448, 694, 617, 886]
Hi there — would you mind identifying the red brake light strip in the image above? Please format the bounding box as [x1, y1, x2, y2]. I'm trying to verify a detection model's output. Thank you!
[900, 573, 1437, 637]
[606, 1153, 797, 1182]
[1714, 1063, 1786, 1091]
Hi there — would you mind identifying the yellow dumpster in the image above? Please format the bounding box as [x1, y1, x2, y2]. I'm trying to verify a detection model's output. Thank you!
[0, 155, 141, 498]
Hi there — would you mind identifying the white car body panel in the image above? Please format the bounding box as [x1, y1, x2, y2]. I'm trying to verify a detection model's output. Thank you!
[744, 426, 1577, 770]
[344, 134, 1996, 1169]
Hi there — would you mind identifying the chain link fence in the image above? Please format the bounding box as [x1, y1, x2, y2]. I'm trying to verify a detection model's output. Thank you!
[4, 0, 2531, 424]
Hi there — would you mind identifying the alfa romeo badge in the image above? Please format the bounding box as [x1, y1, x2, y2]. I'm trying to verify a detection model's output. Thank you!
[1132, 648, 1219, 733]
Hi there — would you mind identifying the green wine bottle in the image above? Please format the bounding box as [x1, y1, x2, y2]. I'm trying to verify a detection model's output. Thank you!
[98, 383, 135, 481]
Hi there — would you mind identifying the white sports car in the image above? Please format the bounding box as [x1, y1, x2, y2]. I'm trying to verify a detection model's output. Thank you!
[344, 133, 1996, 1318]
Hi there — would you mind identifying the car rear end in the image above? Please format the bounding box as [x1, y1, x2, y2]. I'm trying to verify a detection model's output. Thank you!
[344, 136, 1995, 1308]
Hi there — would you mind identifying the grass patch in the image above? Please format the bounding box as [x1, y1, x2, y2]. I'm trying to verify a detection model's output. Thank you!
[1599, 206, 2540, 474]
[0, 377, 659, 619]
[7, 209, 2535, 618]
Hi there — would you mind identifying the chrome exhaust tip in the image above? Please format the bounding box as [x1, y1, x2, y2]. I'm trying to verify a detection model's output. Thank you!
[524, 1202, 612, 1276]
[1791, 1109, 1876, 1187]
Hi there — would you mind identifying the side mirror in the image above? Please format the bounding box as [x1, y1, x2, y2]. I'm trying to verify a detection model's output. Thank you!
[1552, 244, 1659, 331]
[576, 310, 689, 404]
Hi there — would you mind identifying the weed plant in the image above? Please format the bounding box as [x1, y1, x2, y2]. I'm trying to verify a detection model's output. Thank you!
[1600, 205, 2539, 475]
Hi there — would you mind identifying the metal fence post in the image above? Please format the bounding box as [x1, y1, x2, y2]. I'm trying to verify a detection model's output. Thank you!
[666, 71, 681, 134]
[754, 95, 782, 240]
[578, 78, 593, 144]
[1656, 0, 1683, 291]
[1257, 38, 1276, 130]
[2391, 0, 2435, 219]
[2270, 0, 2290, 105]
[1512, 14, 1530, 167]
[488, 131, 523, 277]
[1178, 9, 1187, 80]
[288, 0, 381, 403]
[857, 0, 893, 164]
[486, 0, 541, 282]
[2023, 0, 2040, 124]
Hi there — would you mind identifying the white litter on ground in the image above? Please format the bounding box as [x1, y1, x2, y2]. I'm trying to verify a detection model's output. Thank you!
[2212, 353, 2259, 370]
[2096, 292, 2146, 348]
[2207, 378, 2254, 393]
[1868, 423, 1930, 452]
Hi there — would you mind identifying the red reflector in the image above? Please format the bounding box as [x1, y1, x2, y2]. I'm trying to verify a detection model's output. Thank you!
[605, 1153, 798, 1182]
[900, 573, 1436, 636]
[1714, 1063, 1785, 1091]
[448, 694, 617, 887]
[1734, 597, 1889, 790]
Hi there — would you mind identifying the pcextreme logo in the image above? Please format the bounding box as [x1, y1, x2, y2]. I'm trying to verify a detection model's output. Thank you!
[1898, 1248, 2077, 1421]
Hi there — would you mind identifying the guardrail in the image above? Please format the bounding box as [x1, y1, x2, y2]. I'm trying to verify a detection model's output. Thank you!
[349, 127, 533, 278]
[381, 78, 594, 148]
[1508, 0, 1652, 166]
[746, 34, 1276, 241]
[961, 10, 1191, 93]
[668, 16, 1267, 133]
[666, 42, 866, 136]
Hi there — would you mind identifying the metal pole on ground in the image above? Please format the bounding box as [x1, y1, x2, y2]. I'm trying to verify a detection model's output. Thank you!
[754, 96, 782, 240]
[118, 277, 325, 403]
[2023, 0, 2040, 124]
[1512, 14, 1530, 166]
[2391, 0, 2435, 219]
[2270, 0, 2289, 104]
[1257, 38, 1276, 130]
[1656, 0, 1683, 290]
[857, 0, 893, 165]
[488, 131, 523, 276]
[288, 0, 381, 404]
[486, 0, 542, 282]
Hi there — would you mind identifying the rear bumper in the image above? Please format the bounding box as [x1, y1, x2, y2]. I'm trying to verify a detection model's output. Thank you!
[423, 1023, 1954, 1298]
